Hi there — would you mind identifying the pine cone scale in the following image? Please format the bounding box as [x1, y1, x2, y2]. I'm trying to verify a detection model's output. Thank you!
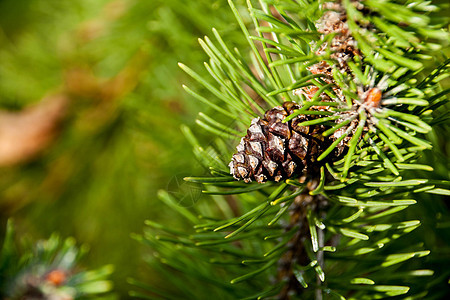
[230, 101, 340, 183]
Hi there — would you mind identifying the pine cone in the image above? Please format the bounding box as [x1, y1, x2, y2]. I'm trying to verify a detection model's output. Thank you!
[229, 102, 343, 183]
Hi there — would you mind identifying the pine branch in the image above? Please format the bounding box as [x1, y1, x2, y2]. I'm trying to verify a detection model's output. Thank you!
[133, 0, 450, 299]
[0, 220, 114, 299]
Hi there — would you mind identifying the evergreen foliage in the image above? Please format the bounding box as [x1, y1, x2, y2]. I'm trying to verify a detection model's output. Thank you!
[0, 220, 113, 299]
[133, 0, 450, 299]
[0, 0, 448, 298]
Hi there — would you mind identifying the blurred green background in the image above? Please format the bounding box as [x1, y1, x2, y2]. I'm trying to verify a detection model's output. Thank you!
[0, 0, 245, 296]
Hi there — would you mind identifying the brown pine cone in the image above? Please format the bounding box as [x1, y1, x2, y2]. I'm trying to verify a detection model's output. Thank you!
[229, 101, 341, 183]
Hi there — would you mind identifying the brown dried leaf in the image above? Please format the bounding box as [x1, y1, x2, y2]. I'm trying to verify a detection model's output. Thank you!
[0, 94, 68, 167]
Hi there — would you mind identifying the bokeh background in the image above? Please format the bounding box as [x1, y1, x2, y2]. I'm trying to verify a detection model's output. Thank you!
[0, 0, 245, 296]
